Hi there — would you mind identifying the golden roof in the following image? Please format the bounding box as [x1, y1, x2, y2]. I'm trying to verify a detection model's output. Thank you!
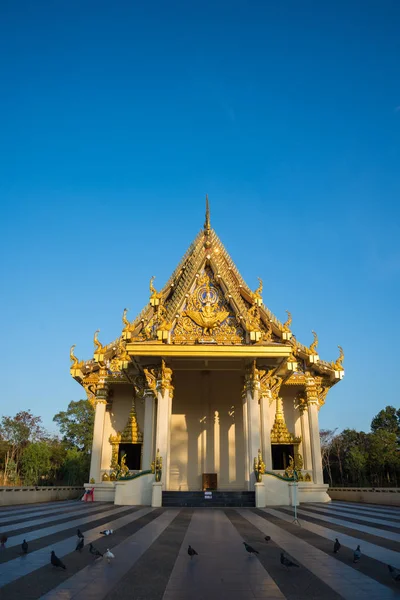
[70, 197, 344, 394]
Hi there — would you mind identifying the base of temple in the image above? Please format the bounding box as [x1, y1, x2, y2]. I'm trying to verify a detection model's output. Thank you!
[298, 482, 331, 503]
[83, 477, 331, 507]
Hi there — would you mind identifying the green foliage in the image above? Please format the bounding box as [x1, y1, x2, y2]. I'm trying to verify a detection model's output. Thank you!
[61, 448, 91, 486]
[53, 400, 94, 452]
[371, 406, 400, 439]
[321, 405, 400, 487]
[21, 442, 52, 486]
[0, 410, 46, 483]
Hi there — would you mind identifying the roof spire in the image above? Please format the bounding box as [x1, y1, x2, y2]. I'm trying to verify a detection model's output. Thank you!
[204, 194, 211, 234]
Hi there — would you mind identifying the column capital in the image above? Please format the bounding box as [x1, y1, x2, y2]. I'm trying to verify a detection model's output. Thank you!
[260, 369, 282, 405]
[245, 360, 262, 394]
[95, 386, 108, 405]
[156, 359, 174, 398]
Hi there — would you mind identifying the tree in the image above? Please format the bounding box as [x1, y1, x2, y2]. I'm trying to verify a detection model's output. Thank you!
[0, 411, 45, 484]
[320, 429, 337, 486]
[21, 442, 51, 486]
[371, 406, 400, 440]
[367, 430, 399, 486]
[61, 447, 91, 485]
[53, 400, 94, 453]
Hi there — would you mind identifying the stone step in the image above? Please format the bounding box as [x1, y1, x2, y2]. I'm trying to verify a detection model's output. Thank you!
[162, 491, 255, 507]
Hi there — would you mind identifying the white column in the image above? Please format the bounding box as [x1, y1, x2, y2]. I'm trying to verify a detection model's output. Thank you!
[300, 407, 312, 471]
[142, 391, 155, 470]
[308, 400, 324, 484]
[246, 385, 261, 488]
[155, 388, 172, 489]
[242, 393, 249, 488]
[214, 410, 220, 475]
[260, 392, 272, 471]
[89, 389, 107, 483]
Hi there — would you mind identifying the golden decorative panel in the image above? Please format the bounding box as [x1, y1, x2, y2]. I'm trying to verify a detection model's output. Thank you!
[172, 268, 245, 344]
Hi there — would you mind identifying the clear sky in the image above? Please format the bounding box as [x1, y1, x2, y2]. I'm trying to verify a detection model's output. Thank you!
[0, 1, 399, 435]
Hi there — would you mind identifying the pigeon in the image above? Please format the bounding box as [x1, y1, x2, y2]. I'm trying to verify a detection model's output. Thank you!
[51, 551, 66, 569]
[388, 565, 400, 582]
[353, 545, 361, 563]
[75, 537, 84, 552]
[333, 538, 341, 553]
[243, 542, 259, 555]
[77, 529, 84, 539]
[21, 540, 28, 554]
[281, 552, 299, 568]
[0, 535, 7, 548]
[100, 529, 113, 536]
[264, 536, 271, 542]
[188, 545, 198, 559]
[89, 543, 103, 557]
[104, 548, 115, 564]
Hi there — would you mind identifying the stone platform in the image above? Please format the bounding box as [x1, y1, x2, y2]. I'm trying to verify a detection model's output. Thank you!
[0, 499, 399, 599]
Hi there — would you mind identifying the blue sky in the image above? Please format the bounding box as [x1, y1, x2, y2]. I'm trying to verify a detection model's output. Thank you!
[0, 1, 399, 435]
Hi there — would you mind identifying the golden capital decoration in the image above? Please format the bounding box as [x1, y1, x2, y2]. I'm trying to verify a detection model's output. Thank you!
[95, 386, 108, 405]
[143, 366, 157, 398]
[305, 372, 319, 404]
[260, 369, 282, 404]
[245, 360, 264, 394]
[156, 359, 174, 398]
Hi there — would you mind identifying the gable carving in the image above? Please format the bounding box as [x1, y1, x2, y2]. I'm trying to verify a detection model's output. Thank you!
[172, 268, 245, 344]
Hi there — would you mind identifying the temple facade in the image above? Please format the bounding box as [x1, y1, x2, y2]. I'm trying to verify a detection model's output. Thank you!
[70, 199, 344, 505]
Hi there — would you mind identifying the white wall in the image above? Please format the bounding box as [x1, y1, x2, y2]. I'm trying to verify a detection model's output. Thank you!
[169, 370, 245, 491]
[329, 488, 400, 506]
[0, 487, 83, 506]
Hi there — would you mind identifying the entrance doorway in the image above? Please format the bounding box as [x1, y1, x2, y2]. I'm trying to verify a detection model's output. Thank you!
[271, 444, 294, 470]
[118, 443, 142, 470]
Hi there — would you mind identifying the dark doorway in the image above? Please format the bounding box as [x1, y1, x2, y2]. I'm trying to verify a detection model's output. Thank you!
[272, 444, 294, 470]
[118, 444, 141, 470]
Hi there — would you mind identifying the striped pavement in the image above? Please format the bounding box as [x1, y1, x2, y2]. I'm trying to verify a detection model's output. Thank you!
[0, 500, 398, 599]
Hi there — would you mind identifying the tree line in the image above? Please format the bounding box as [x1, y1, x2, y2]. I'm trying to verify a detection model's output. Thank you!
[320, 406, 400, 487]
[0, 401, 94, 487]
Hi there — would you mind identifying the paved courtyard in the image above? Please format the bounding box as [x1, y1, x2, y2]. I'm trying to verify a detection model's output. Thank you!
[0, 499, 399, 599]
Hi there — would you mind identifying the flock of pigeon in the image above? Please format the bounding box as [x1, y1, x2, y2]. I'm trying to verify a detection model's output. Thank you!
[0, 528, 115, 570]
[49, 528, 116, 568]
[1, 529, 399, 583]
[187, 535, 400, 582]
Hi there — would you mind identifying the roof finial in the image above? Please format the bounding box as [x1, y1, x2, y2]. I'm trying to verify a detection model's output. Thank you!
[204, 194, 211, 234]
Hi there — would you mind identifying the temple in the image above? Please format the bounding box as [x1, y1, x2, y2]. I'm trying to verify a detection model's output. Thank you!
[70, 197, 344, 506]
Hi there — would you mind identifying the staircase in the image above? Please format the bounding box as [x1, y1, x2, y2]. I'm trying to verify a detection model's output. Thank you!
[162, 491, 255, 507]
